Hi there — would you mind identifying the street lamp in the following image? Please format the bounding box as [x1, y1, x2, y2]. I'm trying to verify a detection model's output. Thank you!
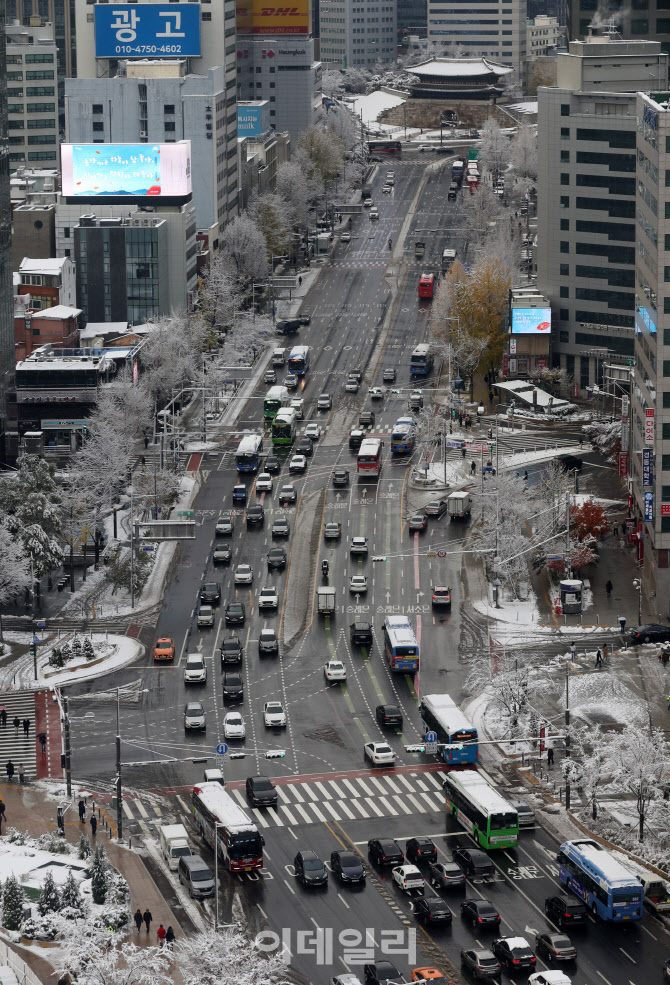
[214, 821, 223, 931]
[633, 577, 642, 626]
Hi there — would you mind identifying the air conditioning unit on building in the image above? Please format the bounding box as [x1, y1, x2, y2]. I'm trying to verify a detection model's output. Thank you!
[140, 130, 147, 137]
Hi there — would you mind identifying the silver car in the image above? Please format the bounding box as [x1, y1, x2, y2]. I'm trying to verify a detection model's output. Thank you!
[184, 701, 206, 731]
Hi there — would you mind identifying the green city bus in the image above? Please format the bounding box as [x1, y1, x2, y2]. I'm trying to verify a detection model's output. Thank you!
[264, 385, 290, 422]
[444, 770, 518, 849]
[271, 407, 297, 447]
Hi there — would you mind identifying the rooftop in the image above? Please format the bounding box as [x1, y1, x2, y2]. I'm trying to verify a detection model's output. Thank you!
[410, 57, 514, 79]
[28, 304, 81, 320]
[18, 256, 69, 274]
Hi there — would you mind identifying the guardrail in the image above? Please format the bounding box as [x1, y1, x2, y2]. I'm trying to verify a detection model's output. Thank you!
[0, 937, 44, 985]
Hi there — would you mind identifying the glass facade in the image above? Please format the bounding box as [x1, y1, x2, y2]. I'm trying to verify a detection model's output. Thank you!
[0, 0, 15, 455]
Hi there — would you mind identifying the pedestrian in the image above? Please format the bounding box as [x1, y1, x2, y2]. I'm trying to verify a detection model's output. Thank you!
[144, 435, 149, 450]
[38, 732, 46, 755]
[613, 521, 619, 536]
[603, 643, 609, 663]
[570, 642, 577, 662]
[489, 389, 494, 403]
[298, 275, 303, 287]
[78, 799, 86, 823]
[663, 648, 670, 669]
[595, 647, 603, 668]
[606, 579, 613, 597]
[165, 926, 175, 948]
[12, 717, 19, 735]
[90, 813, 97, 837]
[143, 908, 152, 933]
[0, 709, 6, 728]
[523, 471, 528, 482]
[141, 455, 146, 468]
[547, 746, 554, 767]
[157, 924, 166, 946]
[18, 764, 24, 786]
[5, 761, 14, 782]
[134, 909, 143, 933]
[22, 717, 29, 738]
[461, 447, 466, 459]
[0, 799, 6, 832]
[471, 461, 476, 475]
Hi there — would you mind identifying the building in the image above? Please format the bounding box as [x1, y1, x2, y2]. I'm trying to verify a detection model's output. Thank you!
[65, 64, 227, 242]
[527, 15, 561, 57]
[406, 57, 514, 98]
[537, 37, 667, 388]
[236, 39, 322, 141]
[12, 203, 55, 265]
[502, 286, 552, 379]
[0, 0, 16, 459]
[17, 255, 75, 308]
[568, 2, 670, 54]
[238, 127, 290, 206]
[6, 20, 59, 172]
[14, 299, 80, 360]
[398, 0, 427, 40]
[10, 165, 57, 206]
[426, 0, 526, 80]
[319, 0, 397, 69]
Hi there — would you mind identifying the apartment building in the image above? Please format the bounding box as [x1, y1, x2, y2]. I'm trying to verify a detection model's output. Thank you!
[6, 19, 59, 171]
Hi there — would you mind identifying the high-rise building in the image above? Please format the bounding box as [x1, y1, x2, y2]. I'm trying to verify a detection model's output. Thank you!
[320, 0, 397, 68]
[6, 19, 59, 171]
[537, 37, 666, 387]
[236, 39, 322, 141]
[426, 0, 526, 80]
[567, 0, 670, 52]
[0, 0, 16, 459]
[398, 0, 427, 40]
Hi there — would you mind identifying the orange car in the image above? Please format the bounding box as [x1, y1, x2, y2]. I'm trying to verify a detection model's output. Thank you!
[412, 970, 450, 984]
[153, 637, 175, 661]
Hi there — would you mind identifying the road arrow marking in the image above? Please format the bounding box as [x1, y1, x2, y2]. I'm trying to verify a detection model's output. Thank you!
[524, 925, 539, 937]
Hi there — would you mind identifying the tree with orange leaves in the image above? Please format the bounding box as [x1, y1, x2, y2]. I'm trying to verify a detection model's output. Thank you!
[570, 500, 610, 542]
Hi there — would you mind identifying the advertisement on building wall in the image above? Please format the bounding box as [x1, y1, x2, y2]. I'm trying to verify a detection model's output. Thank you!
[644, 491, 654, 522]
[644, 407, 655, 443]
[511, 307, 551, 334]
[619, 452, 628, 478]
[94, 4, 201, 58]
[643, 448, 654, 487]
[61, 143, 192, 198]
[237, 103, 269, 137]
[236, 0, 310, 34]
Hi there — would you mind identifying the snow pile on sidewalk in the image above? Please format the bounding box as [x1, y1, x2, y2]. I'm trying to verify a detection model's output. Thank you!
[565, 672, 648, 727]
[1, 634, 142, 688]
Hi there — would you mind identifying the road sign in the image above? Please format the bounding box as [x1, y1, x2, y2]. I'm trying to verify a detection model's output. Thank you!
[424, 730, 438, 754]
[425, 731, 437, 743]
[216, 742, 229, 755]
[437, 549, 446, 558]
[426, 551, 437, 558]
[177, 510, 195, 518]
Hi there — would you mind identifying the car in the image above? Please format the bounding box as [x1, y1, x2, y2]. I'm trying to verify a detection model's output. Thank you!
[246, 774, 278, 807]
[363, 961, 402, 985]
[453, 847, 495, 879]
[153, 637, 175, 661]
[382, 183, 391, 194]
[351, 621, 373, 647]
[333, 468, 349, 486]
[289, 454, 307, 473]
[184, 653, 207, 684]
[341, 231, 352, 243]
[369, 207, 379, 220]
[376, 704, 403, 728]
[234, 564, 253, 585]
[223, 711, 246, 739]
[264, 370, 277, 384]
[429, 860, 466, 890]
[318, 393, 333, 410]
[221, 636, 243, 665]
[276, 318, 301, 335]
[224, 601, 245, 626]
[197, 604, 215, 628]
[368, 838, 404, 867]
[331, 977, 362, 985]
[424, 498, 449, 517]
[200, 582, 221, 604]
[349, 429, 364, 450]
[408, 514, 428, 533]
[558, 454, 582, 471]
[411, 970, 448, 984]
[350, 574, 367, 593]
[628, 623, 670, 644]
[544, 895, 588, 926]
[534, 933, 577, 964]
[284, 374, 298, 389]
[299, 313, 311, 326]
[432, 586, 451, 608]
[295, 437, 314, 457]
[264, 701, 287, 727]
[349, 369, 363, 383]
[265, 455, 281, 474]
[467, 129, 481, 138]
[222, 673, 244, 702]
[392, 864, 424, 892]
[255, 473, 273, 493]
[460, 948, 501, 980]
[363, 198, 373, 208]
[413, 896, 452, 925]
[272, 517, 290, 538]
[359, 410, 375, 427]
[370, 387, 384, 401]
[492, 937, 536, 970]
[460, 898, 501, 928]
[184, 701, 206, 731]
[386, 171, 395, 182]
[304, 423, 321, 440]
[278, 484, 297, 505]
[290, 397, 305, 419]
[213, 544, 232, 564]
[258, 586, 278, 610]
[216, 517, 234, 536]
[258, 628, 279, 656]
[512, 799, 536, 827]
[364, 741, 396, 767]
[350, 536, 368, 555]
[246, 505, 265, 527]
[383, 368, 396, 383]
[267, 547, 287, 569]
[528, 974, 572, 985]
[345, 377, 360, 393]
[232, 484, 247, 503]
[325, 659, 347, 681]
[294, 849, 328, 887]
[406, 837, 437, 864]
[330, 850, 366, 884]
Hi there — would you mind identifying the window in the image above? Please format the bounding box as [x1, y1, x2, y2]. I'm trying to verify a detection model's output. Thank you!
[662, 392, 670, 409]
[202, 10, 211, 17]
[92, 121, 104, 131]
[25, 54, 53, 63]
[663, 424, 670, 439]
[28, 151, 56, 161]
[560, 330, 569, 342]
[561, 218, 569, 230]
[663, 484, 670, 499]
[64, 227, 70, 239]
[26, 86, 54, 96]
[165, 121, 175, 131]
[560, 241, 569, 253]
[560, 196, 569, 208]
[576, 128, 635, 148]
[560, 309, 569, 320]
[560, 263, 569, 276]
[26, 71, 54, 80]
[164, 104, 175, 113]
[26, 103, 55, 113]
[92, 103, 103, 113]
[561, 127, 570, 139]
[561, 150, 570, 162]
[561, 173, 569, 185]
[631, 17, 648, 30]
[664, 361, 670, 376]
[560, 286, 569, 297]
[561, 104, 570, 116]
[663, 455, 670, 470]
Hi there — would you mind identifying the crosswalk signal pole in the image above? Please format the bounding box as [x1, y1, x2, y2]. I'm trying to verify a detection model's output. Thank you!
[63, 694, 72, 799]
[116, 688, 122, 840]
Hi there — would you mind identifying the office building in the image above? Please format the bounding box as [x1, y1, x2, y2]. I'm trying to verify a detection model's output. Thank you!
[17, 255, 75, 308]
[238, 127, 290, 207]
[14, 299, 80, 360]
[0, 0, 16, 460]
[426, 0, 526, 80]
[398, 0, 427, 40]
[537, 37, 666, 388]
[236, 39, 322, 141]
[319, 0, 397, 69]
[527, 15, 561, 57]
[6, 19, 58, 171]
[568, 0, 670, 55]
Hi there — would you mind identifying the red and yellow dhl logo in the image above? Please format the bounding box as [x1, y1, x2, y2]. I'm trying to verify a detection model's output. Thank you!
[260, 6, 300, 13]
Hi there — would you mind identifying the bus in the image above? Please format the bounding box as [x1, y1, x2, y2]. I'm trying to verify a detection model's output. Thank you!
[444, 771, 519, 849]
[557, 840, 643, 921]
[288, 345, 310, 376]
[192, 782, 264, 873]
[368, 139, 402, 155]
[357, 437, 383, 478]
[263, 385, 290, 422]
[420, 693, 478, 765]
[235, 433, 263, 472]
[418, 274, 435, 299]
[410, 343, 434, 376]
[391, 421, 416, 455]
[271, 407, 297, 446]
[441, 249, 456, 271]
[383, 615, 419, 672]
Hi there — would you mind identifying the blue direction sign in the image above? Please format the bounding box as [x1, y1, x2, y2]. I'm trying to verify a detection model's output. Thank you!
[425, 731, 437, 743]
[216, 742, 229, 755]
[424, 730, 438, 754]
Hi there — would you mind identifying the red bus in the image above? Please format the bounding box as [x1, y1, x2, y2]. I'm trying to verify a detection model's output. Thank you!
[368, 140, 402, 155]
[357, 438, 383, 478]
[192, 782, 264, 872]
[418, 274, 435, 299]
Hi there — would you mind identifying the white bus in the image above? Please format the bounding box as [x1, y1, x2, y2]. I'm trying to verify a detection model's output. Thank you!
[288, 345, 310, 375]
[357, 437, 383, 478]
[263, 385, 290, 421]
[444, 771, 518, 850]
[192, 782, 264, 873]
[271, 407, 298, 446]
[235, 433, 263, 472]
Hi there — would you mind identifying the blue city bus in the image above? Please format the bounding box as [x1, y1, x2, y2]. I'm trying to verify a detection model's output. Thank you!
[410, 343, 434, 377]
[558, 840, 643, 921]
[235, 433, 263, 472]
[391, 421, 416, 455]
[383, 615, 419, 672]
[420, 693, 478, 765]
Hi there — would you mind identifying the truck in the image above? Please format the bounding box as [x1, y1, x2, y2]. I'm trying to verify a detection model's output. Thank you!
[361, 185, 372, 201]
[272, 347, 287, 366]
[317, 586, 336, 615]
[414, 241, 425, 259]
[158, 823, 192, 871]
[448, 490, 472, 520]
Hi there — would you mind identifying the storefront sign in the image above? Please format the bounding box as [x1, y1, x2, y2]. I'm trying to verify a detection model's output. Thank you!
[645, 407, 655, 443]
[619, 452, 628, 477]
[643, 448, 654, 486]
[644, 490, 654, 522]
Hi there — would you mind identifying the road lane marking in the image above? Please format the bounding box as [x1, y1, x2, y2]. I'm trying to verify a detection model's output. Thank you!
[322, 801, 342, 821]
[355, 777, 374, 796]
[315, 781, 333, 800]
[391, 794, 414, 815]
[378, 796, 398, 816]
[337, 892, 351, 909]
[293, 802, 313, 824]
[365, 797, 385, 816]
[619, 949, 636, 964]
[308, 803, 327, 822]
[266, 806, 283, 826]
[337, 800, 356, 820]
[350, 799, 370, 818]
[279, 805, 298, 825]
[282, 878, 295, 896]
[231, 789, 246, 807]
[251, 808, 269, 828]
[299, 783, 319, 801]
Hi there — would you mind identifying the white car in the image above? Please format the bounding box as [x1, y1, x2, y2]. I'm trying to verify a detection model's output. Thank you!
[256, 473, 273, 493]
[345, 378, 359, 393]
[364, 741, 396, 767]
[258, 586, 278, 610]
[223, 711, 246, 739]
[197, 605, 215, 628]
[391, 864, 424, 892]
[234, 563, 253, 585]
[330, 977, 362, 985]
[290, 397, 304, 419]
[264, 701, 287, 727]
[289, 455, 307, 473]
[341, 231, 351, 243]
[324, 659, 347, 681]
[528, 974, 572, 985]
[304, 423, 321, 440]
[363, 198, 373, 208]
[349, 575, 367, 594]
[317, 393, 332, 410]
[183, 653, 207, 684]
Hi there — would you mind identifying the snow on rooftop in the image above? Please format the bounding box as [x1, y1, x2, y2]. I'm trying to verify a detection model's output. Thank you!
[564, 839, 641, 886]
[506, 937, 531, 950]
[347, 89, 406, 127]
[31, 304, 81, 319]
[18, 256, 68, 273]
[411, 57, 514, 78]
[494, 380, 571, 410]
[79, 322, 129, 338]
[449, 770, 516, 814]
[509, 100, 538, 114]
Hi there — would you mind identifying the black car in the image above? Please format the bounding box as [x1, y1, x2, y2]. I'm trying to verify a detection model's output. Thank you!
[491, 937, 536, 970]
[221, 636, 243, 665]
[299, 313, 311, 325]
[265, 455, 281, 474]
[460, 948, 501, 980]
[333, 468, 350, 487]
[222, 673, 244, 702]
[544, 895, 588, 926]
[295, 437, 314, 457]
[383, 368, 396, 383]
[364, 961, 402, 985]
[224, 601, 245, 626]
[406, 836, 438, 864]
[330, 850, 366, 884]
[276, 318, 301, 335]
[272, 517, 290, 538]
[294, 849, 328, 887]
[246, 505, 265, 527]
[376, 703, 403, 728]
[628, 623, 670, 645]
[213, 544, 232, 565]
[460, 899, 501, 928]
[452, 847, 495, 878]
[558, 454, 583, 471]
[351, 622, 373, 647]
[535, 932, 577, 963]
[349, 429, 364, 450]
[664, 958, 670, 983]
[267, 547, 287, 570]
[200, 582, 221, 604]
[258, 628, 279, 656]
[246, 775, 278, 807]
[368, 838, 404, 867]
[359, 410, 376, 427]
[413, 896, 452, 925]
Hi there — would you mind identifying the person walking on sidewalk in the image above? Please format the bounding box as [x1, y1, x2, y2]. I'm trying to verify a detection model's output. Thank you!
[165, 927, 175, 948]
[0, 799, 6, 832]
[143, 908, 153, 933]
[90, 813, 97, 837]
[12, 717, 19, 735]
[18, 764, 25, 786]
[0, 709, 7, 728]
[134, 909, 143, 933]
[78, 799, 86, 823]
[22, 717, 29, 739]
[595, 647, 603, 668]
[606, 580, 613, 597]
[38, 732, 46, 756]
[570, 642, 577, 662]
[144, 435, 149, 451]
[157, 925, 166, 946]
[547, 746, 554, 767]
[6, 761, 14, 783]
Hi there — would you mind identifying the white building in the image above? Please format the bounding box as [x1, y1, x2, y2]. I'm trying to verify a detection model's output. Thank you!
[17, 256, 76, 308]
[6, 20, 59, 172]
[427, 0, 526, 80]
[319, 0, 397, 69]
[526, 15, 561, 57]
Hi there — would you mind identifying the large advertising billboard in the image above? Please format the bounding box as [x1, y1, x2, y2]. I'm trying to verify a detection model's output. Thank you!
[237, 102, 269, 137]
[511, 307, 552, 335]
[61, 143, 192, 198]
[236, 0, 310, 34]
[94, 4, 200, 58]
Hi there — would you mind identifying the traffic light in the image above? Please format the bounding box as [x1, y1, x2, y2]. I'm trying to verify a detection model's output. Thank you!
[29, 640, 36, 659]
[265, 749, 286, 759]
[372, 556, 387, 563]
[229, 752, 246, 760]
[404, 744, 426, 754]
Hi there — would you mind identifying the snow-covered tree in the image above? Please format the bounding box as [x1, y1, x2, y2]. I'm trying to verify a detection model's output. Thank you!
[57, 924, 172, 985]
[220, 214, 270, 282]
[0, 518, 31, 639]
[37, 870, 60, 915]
[140, 311, 204, 406]
[606, 726, 670, 840]
[477, 121, 511, 183]
[538, 365, 574, 397]
[509, 125, 538, 190]
[91, 845, 108, 904]
[321, 69, 347, 98]
[248, 192, 295, 259]
[276, 160, 322, 232]
[583, 419, 621, 464]
[78, 834, 92, 859]
[2, 875, 25, 930]
[566, 541, 599, 575]
[297, 125, 344, 184]
[176, 927, 291, 985]
[569, 724, 609, 820]
[464, 650, 533, 729]
[0, 457, 63, 578]
[61, 868, 84, 914]
[82, 637, 95, 662]
[463, 185, 503, 249]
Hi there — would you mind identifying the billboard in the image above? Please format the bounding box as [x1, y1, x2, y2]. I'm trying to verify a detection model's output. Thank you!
[511, 307, 551, 334]
[237, 102, 269, 137]
[236, 0, 310, 34]
[94, 4, 200, 58]
[61, 143, 192, 198]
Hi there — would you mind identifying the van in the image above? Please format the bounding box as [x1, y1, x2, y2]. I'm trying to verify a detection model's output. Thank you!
[178, 854, 215, 898]
[272, 347, 287, 366]
[158, 824, 191, 871]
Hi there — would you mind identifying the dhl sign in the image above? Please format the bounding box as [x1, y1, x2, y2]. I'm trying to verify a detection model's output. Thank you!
[237, 0, 310, 33]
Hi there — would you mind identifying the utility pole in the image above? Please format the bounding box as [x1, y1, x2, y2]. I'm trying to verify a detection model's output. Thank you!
[63, 693, 72, 799]
[564, 663, 571, 812]
[116, 688, 123, 840]
[565, 490, 571, 577]
[130, 487, 135, 610]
